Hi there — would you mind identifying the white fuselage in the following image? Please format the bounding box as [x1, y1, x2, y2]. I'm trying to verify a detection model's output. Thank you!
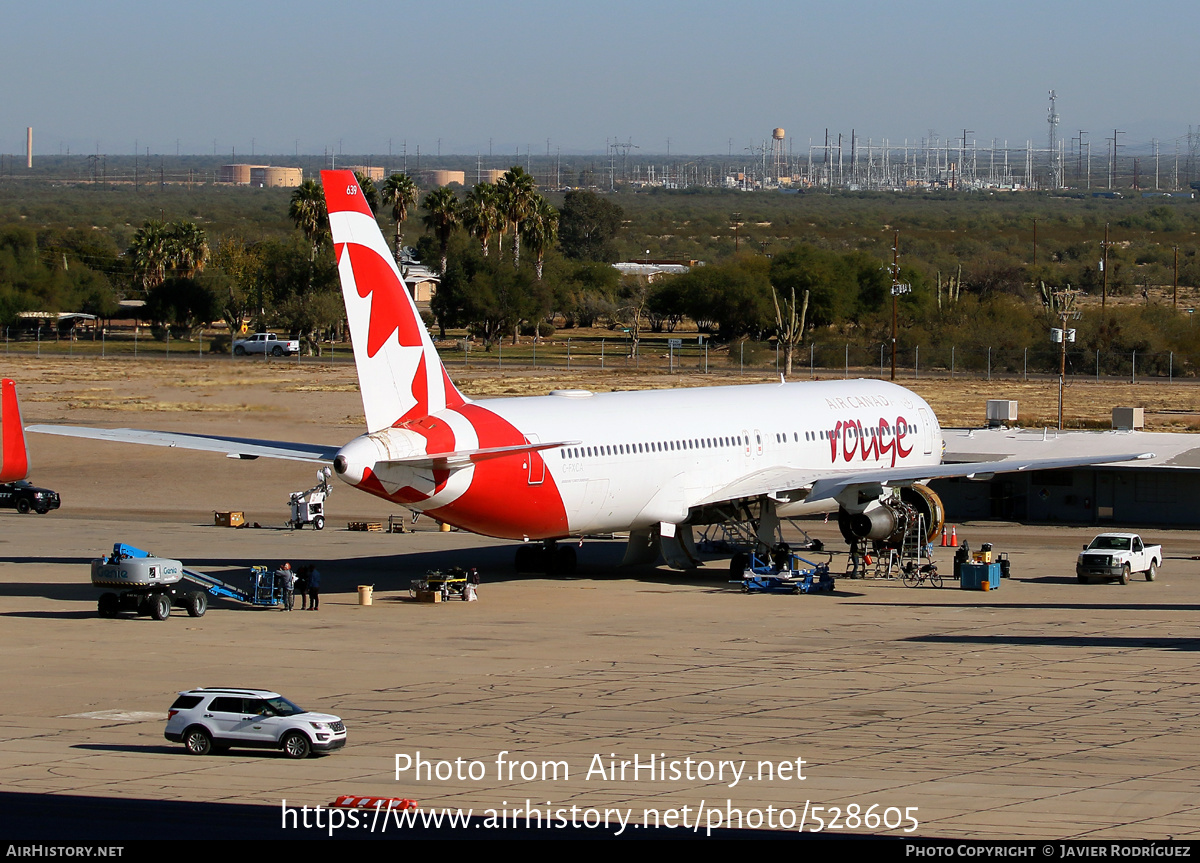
[341, 378, 944, 539]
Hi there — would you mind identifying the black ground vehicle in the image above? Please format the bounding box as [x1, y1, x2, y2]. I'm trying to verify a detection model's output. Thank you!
[0, 480, 60, 514]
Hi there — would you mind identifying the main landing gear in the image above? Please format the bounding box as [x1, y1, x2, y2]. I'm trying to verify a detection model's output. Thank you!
[514, 541, 578, 575]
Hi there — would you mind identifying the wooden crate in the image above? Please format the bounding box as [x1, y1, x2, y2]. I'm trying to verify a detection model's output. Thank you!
[214, 511, 245, 528]
[347, 521, 383, 532]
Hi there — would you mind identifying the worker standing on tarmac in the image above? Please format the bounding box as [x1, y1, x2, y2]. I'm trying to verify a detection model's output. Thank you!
[295, 565, 310, 610]
[279, 562, 295, 611]
[307, 566, 321, 611]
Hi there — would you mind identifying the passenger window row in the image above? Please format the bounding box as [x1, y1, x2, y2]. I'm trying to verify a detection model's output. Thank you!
[802, 422, 916, 442]
[562, 436, 746, 460]
[558, 421, 918, 460]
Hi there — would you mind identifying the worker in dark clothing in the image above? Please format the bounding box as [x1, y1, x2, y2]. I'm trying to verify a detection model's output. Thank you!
[295, 565, 310, 610]
[308, 566, 321, 611]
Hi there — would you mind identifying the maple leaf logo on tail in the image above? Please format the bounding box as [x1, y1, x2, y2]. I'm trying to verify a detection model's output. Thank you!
[334, 242, 425, 356]
[322, 170, 467, 432]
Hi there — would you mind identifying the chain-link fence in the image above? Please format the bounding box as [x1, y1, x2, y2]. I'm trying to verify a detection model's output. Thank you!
[435, 335, 1194, 383]
[3, 326, 1192, 383]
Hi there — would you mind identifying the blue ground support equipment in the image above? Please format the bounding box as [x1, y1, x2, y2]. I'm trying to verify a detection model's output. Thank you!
[733, 550, 836, 595]
[960, 562, 1002, 591]
[181, 565, 286, 607]
[91, 541, 286, 619]
[92, 542, 203, 620]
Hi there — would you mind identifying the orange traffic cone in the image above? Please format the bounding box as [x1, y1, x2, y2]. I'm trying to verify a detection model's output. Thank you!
[950, 526, 958, 547]
[940, 525, 948, 547]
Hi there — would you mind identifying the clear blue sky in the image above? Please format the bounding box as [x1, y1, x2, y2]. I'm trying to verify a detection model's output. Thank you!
[3, 0, 1196, 158]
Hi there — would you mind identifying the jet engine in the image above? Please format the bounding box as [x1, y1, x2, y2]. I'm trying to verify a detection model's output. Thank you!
[837, 484, 945, 546]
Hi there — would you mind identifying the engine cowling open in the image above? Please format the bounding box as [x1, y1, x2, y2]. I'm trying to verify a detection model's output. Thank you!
[837, 484, 945, 546]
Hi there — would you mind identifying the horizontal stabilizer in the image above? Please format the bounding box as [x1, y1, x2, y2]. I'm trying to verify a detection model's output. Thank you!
[26, 425, 339, 463]
[381, 440, 579, 471]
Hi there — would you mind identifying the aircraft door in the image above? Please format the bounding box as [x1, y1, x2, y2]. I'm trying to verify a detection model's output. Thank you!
[742, 429, 751, 458]
[524, 434, 545, 485]
[918, 408, 933, 455]
[754, 429, 763, 457]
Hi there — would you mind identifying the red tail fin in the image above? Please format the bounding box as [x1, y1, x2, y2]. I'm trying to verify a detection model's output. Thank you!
[0, 379, 30, 482]
[322, 170, 467, 431]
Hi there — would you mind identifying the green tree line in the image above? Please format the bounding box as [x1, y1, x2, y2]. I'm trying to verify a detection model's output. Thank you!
[2, 174, 1200, 373]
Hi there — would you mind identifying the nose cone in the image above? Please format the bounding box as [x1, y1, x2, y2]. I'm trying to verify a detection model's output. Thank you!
[332, 435, 381, 486]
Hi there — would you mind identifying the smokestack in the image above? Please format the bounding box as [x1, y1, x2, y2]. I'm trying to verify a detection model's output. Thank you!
[26, 127, 32, 169]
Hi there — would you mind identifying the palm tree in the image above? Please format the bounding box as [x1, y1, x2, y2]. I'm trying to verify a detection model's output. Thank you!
[353, 172, 380, 214]
[289, 179, 328, 260]
[128, 220, 211, 293]
[381, 173, 418, 261]
[128, 221, 170, 292]
[168, 221, 209, 278]
[521, 197, 559, 280]
[496, 167, 537, 268]
[461, 182, 502, 257]
[421, 186, 460, 274]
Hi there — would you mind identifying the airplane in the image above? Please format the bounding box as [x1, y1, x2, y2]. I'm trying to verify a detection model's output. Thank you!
[26, 170, 1152, 573]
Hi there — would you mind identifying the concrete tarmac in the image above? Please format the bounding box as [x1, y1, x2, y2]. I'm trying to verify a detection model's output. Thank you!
[2, 360, 1199, 839]
[1, 509, 1198, 840]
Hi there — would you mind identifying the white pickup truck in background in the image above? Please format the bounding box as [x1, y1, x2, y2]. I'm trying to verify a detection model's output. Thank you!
[1076, 533, 1162, 584]
[232, 333, 300, 357]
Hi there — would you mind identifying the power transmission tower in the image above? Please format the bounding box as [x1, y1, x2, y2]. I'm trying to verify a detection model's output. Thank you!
[1047, 91, 1062, 189]
[1075, 130, 1087, 186]
[610, 138, 638, 185]
[1109, 129, 1123, 188]
[961, 129, 974, 187]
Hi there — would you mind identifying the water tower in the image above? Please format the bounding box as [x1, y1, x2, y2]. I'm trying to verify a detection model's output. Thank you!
[771, 127, 787, 184]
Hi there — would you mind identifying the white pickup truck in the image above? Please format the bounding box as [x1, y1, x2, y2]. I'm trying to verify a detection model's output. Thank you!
[232, 333, 300, 357]
[1076, 533, 1162, 584]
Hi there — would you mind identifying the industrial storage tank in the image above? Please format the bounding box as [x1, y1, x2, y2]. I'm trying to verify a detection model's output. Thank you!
[253, 166, 303, 188]
[421, 170, 466, 187]
[218, 164, 253, 185]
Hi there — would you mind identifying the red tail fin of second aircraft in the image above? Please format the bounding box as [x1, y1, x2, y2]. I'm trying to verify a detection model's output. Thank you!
[0, 379, 30, 482]
[321, 170, 467, 432]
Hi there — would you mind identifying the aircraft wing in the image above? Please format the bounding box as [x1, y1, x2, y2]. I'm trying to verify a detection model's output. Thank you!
[25, 425, 339, 463]
[694, 451, 1155, 509]
[26, 424, 579, 469]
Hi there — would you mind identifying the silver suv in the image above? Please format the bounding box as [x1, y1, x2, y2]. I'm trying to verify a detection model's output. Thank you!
[164, 687, 347, 758]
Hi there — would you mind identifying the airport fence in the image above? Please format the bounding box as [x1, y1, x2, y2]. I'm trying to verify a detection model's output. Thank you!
[435, 335, 1195, 384]
[2, 327, 1194, 383]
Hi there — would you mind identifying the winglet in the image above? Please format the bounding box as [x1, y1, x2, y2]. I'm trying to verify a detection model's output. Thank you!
[321, 170, 468, 432]
[0, 379, 30, 482]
